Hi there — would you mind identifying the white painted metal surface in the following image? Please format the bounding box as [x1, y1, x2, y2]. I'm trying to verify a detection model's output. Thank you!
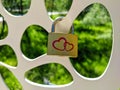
[0, 0, 120, 90]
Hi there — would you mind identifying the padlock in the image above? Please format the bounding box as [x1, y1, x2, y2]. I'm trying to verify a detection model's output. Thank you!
[47, 18, 78, 57]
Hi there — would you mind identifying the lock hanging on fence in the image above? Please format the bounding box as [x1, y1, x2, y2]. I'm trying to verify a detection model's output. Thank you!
[47, 18, 78, 57]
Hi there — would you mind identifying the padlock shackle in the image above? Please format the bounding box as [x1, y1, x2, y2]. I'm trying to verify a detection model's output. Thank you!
[52, 17, 62, 32]
[51, 17, 74, 34]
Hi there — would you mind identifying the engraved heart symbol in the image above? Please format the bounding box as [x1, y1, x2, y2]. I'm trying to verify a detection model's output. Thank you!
[52, 37, 66, 51]
[65, 42, 74, 51]
[52, 37, 74, 51]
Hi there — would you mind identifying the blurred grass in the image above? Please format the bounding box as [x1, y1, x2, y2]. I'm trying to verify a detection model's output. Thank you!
[0, 19, 8, 39]
[0, 45, 17, 66]
[25, 63, 73, 85]
[21, 25, 48, 59]
[0, 66, 22, 90]
[70, 19, 112, 77]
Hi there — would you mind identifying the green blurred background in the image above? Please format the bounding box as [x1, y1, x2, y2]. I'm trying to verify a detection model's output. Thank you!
[0, 0, 112, 90]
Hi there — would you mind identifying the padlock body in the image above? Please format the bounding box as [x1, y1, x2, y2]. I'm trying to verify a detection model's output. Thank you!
[47, 33, 78, 57]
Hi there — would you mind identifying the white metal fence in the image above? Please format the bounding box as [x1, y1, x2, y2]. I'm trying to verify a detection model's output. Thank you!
[0, 0, 120, 90]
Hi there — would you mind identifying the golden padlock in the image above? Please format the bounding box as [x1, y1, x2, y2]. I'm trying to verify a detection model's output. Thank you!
[47, 18, 78, 57]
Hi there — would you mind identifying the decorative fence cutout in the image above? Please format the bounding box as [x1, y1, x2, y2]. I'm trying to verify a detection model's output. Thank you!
[25, 63, 73, 86]
[0, 66, 22, 90]
[0, 14, 8, 40]
[45, 0, 73, 19]
[0, 45, 17, 67]
[70, 3, 112, 78]
[1, 0, 31, 16]
[21, 25, 48, 59]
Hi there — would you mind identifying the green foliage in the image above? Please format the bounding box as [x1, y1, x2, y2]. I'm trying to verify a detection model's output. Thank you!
[0, 17, 8, 39]
[0, 45, 17, 66]
[1, 0, 31, 15]
[21, 25, 48, 59]
[45, 0, 72, 12]
[0, 66, 22, 90]
[25, 63, 73, 85]
[71, 26, 112, 77]
[70, 5, 112, 77]
[81, 3, 111, 26]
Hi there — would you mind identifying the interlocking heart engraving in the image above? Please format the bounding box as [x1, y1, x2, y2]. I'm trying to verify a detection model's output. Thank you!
[52, 37, 74, 51]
